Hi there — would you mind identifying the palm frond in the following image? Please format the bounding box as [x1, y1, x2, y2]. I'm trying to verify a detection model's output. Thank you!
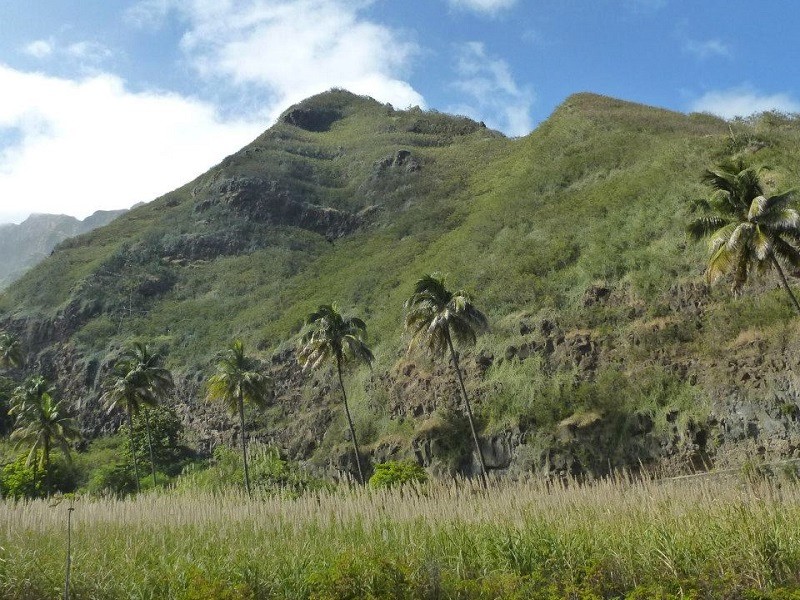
[705, 243, 736, 284]
[299, 305, 372, 373]
[687, 216, 729, 239]
[772, 237, 800, 270]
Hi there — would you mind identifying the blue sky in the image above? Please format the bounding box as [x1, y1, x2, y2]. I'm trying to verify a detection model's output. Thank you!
[1, 0, 799, 223]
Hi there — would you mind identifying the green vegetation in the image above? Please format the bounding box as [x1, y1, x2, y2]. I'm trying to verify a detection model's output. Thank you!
[4, 90, 800, 596]
[2, 91, 800, 484]
[368, 460, 428, 489]
[299, 305, 374, 485]
[0, 332, 22, 369]
[9, 382, 79, 482]
[3, 476, 800, 598]
[688, 158, 800, 312]
[206, 340, 272, 496]
[101, 342, 174, 492]
[404, 274, 489, 483]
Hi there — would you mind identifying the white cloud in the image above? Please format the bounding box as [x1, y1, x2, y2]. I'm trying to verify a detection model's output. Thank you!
[23, 40, 54, 59]
[683, 38, 730, 59]
[0, 64, 263, 223]
[2, 0, 426, 223]
[447, 41, 533, 136]
[66, 41, 113, 63]
[130, 0, 424, 122]
[691, 87, 800, 119]
[446, 0, 518, 15]
[124, 0, 172, 28]
[21, 38, 112, 66]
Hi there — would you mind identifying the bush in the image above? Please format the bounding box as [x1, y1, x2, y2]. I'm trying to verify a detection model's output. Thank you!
[85, 462, 138, 497]
[369, 461, 428, 489]
[176, 444, 330, 497]
[124, 405, 193, 478]
[0, 455, 39, 499]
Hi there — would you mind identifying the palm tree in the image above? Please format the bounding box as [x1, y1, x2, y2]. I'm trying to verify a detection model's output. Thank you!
[101, 342, 174, 492]
[9, 376, 54, 489]
[299, 305, 373, 486]
[688, 159, 800, 313]
[0, 332, 23, 371]
[206, 340, 271, 497]
[404, 274, 489, 486]
[10, 384, 80, 492]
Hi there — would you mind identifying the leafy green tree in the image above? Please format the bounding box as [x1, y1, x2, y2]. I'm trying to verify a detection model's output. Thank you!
[0, 455, 37, 499]
[299, 305, 373, 486]
[404, 274, 489, 485]
[688, 159, 800, 313]
[125, 405, 190, 477]
[0, 332, 23, 371]
[206, 340, 271, 497]
[10, 384, 80, 493]
[101, 342, 174, 492]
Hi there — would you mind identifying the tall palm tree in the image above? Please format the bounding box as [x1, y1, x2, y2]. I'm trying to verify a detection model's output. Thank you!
[299, 305, 373, 486]
[206, 340, 271, 497]
[0, 332, 23, 371]
[404, 274, 489, 486]
[9, 376, 55, 489]
[10, 385, 80, 492]
[101, 342, 173, 491]
[688, 159, 800, 313]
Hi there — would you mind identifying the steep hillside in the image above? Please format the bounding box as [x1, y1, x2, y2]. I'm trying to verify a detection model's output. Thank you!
[0, 209, 127, 289]
[3, 90, 800, 479]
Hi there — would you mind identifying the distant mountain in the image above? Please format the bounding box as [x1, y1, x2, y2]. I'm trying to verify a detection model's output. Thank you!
[0, 209, 127, 289]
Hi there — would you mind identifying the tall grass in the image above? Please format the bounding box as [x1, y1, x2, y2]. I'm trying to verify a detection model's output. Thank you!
[3, 474, 800, 598]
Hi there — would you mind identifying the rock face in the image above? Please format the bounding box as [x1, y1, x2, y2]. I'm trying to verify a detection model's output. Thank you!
[194, 177, 363, 239]
[281, 107, 343, 132]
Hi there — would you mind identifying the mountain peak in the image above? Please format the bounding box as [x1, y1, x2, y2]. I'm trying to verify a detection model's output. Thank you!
[278, 89, 386, 132]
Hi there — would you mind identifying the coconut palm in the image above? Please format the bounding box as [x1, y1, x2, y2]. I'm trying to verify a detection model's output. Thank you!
[404, 274, 489, 486]
[9, 376, 53, 488]
[206, 339, 271, 497]
[688, 159, 800, 313]
[0, 332, 23, 370]
[299, 305, 373, 486]
[10, 384, 80, 492]
[101, 342, 174, 492]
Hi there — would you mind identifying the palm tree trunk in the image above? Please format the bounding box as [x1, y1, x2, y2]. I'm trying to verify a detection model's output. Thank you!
[770, 254, 800, 315]
[143, 409, 157, 488]
[446, 330, 489, 488]
[238, 391, 251, 498]
[32, 451, 39, 498]
[337, 357, 364, 486]
[128, 412, 141, 494]
[43, 437, 51, 496]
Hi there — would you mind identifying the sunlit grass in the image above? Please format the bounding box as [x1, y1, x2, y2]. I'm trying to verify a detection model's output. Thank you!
[3, 474, 800, 598]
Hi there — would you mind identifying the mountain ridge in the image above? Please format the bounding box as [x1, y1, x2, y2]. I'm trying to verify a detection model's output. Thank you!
[3, 89, 800, 479]
[0, 208, 128, 290]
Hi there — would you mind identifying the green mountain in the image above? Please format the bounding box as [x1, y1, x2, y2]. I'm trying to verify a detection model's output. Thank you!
[0, 209, 127, 290]
[3, 90, 800, 478]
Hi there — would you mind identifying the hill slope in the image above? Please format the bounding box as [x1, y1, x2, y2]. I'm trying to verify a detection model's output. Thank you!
[3, 90, 800, 478]
[0, 209, 127, 290]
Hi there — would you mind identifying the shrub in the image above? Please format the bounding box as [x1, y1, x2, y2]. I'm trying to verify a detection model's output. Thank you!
[176, 444, 330, 497]
[0, 455, 38, 499]
[85, 462, 137, 497]
[369, 460, 428, 489]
